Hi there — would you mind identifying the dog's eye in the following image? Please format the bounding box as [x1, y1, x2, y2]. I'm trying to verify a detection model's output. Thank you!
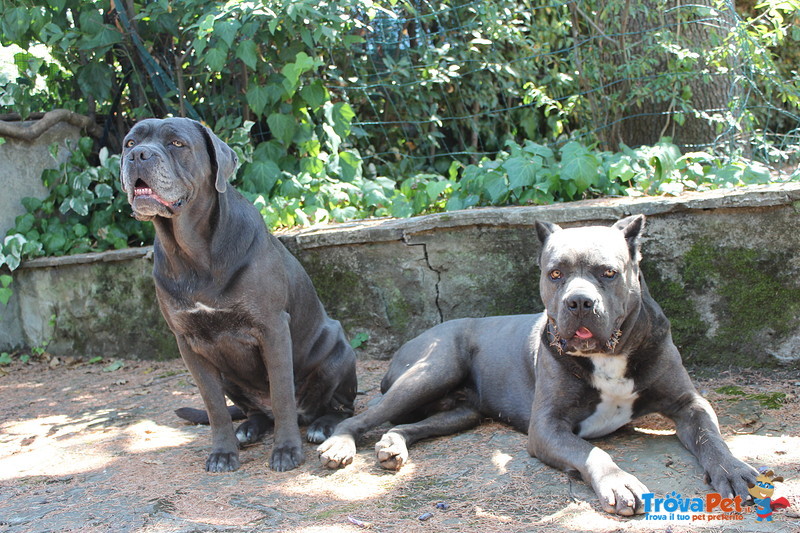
[549, 270, 562, 280]
[602, 269, 618, 279]
[171, 140, 185, 147]
[125, 139, 136, 148]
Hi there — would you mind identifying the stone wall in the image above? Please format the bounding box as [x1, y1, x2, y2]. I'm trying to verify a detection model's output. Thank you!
[3, 183, 799, 365]
[0, 121, 81, 237]
[0, 121, 82, 350]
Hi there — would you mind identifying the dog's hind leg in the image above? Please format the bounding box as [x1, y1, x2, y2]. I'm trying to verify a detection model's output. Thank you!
[375, 405, 482, 470]
[317, 332, 472, 469]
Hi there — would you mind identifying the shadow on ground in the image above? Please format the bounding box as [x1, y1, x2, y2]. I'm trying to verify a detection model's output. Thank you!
[1, 358, 799, 532]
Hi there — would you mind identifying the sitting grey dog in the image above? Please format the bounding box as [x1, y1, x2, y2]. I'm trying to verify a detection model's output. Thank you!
[120, 117, 356, 472]
[318, 215, 756, 515]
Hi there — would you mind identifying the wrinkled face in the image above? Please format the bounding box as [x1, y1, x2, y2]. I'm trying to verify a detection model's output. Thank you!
[539, 225, 641, 356]
[120, 118, 215, 221]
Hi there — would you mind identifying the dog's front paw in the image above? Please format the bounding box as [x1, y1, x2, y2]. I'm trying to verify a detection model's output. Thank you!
[592, 470, 648, 516]
[270, 443, 305, 472]
[206, 451, 240, 472]
[706, 457, 757, 500]
[317, 435, 356, 469]
[375, 432, 409, 471]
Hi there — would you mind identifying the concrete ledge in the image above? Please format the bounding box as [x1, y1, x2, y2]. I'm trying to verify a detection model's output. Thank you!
[5, 182, 800, 364]
[281, 183, 800, 248]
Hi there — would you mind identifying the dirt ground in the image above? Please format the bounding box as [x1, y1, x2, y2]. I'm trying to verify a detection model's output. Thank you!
[1, 356, 799, 533]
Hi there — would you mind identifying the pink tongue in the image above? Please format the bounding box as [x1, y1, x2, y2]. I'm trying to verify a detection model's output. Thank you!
[575, 327, 593, 339]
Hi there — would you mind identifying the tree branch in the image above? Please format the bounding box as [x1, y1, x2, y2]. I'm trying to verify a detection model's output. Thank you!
[0, 109, 103, 142]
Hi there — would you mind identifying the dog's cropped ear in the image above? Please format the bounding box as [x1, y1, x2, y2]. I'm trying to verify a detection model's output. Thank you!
[196, 121, 239, 193]
[535, 220, 562, 245]
[612, 214, 646, 262]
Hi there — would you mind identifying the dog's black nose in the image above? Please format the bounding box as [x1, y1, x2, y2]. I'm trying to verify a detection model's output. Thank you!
[129, 146, 153, 161]
[565, 293, 595, 316]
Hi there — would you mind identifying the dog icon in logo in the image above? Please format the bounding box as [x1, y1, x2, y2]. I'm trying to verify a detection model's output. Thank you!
[748, 468, 790, 522]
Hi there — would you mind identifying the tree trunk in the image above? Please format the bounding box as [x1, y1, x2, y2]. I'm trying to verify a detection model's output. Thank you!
[576, 0, 742, 152]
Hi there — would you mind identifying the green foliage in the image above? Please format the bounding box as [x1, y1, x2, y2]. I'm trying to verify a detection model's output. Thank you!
[444, 138, 773, 211]
[0, 135, 780, 273]
[349, 332, 370, 349]
[0, 0, 796, 260]
[714, 385, 788, 409]
[103, 360, 124, 372]
[0, 275, 12, 305]
[0, 137, 153, 274]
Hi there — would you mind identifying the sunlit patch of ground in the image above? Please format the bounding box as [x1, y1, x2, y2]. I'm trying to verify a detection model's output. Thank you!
[1, 359, 798, 532]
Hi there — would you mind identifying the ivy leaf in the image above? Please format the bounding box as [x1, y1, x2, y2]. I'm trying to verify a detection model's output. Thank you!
[267, 113, 297, 145]
[214, 19, 240, 48]
[389, 197, 413, 218]
[300, 80, 328, 109]
[559, 141, 599, 193]
[73, 223, 88, 238]
[39, 22, 64, 45]
[197, 13, 215, 37]
[78, 24, 122, 54]
[76, 62, 113, 100]
[204, 45, 228, 73]
[503, 155, 541, 190]
[349, 332, 369, 349]
[2, 7, 31, 42]
[0, 275, 13, 306]
[281, 51, 318, 94]
[339, 151, 361, 183]
[425, 180, 450, 201]
[328, 102, 355, 139]
[246, 85, 271, 118]
[236, 39, 258, 70]
[94, 183, 113, 201]
[243, 160, 281, 194]
[483, 172, 509, 204]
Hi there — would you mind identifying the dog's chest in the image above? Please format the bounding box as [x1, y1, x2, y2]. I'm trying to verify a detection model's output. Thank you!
[172, 299, 257, 343]
[577, 355, 638, 439]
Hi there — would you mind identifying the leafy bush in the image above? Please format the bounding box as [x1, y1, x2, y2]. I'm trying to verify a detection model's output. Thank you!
[0, 132, 784, 302]
[0, 137, 153, 272]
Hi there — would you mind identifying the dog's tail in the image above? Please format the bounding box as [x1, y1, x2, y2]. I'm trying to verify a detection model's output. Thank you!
[174, 405, 246, 424]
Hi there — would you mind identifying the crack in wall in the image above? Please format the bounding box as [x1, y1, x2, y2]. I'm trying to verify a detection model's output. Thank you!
[402, 234, 444, 324]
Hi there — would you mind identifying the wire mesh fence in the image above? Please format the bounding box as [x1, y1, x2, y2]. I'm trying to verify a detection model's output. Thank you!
[316, 0, 800, 176]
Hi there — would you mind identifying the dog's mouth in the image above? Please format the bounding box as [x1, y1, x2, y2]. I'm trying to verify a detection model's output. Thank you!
[133, 179, 181, 207]
[547, 319, 622, 355]
[131, 179, 185, 219]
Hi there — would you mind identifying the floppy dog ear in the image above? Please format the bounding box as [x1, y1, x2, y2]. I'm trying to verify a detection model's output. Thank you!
[612, 214, 645, 262]
[535, 220, 562, 245]
[196, 122, 239, 193]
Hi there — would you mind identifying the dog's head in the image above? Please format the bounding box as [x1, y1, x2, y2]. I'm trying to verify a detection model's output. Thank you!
[535, 215, 645, 356]
[119, 118, 238, 221]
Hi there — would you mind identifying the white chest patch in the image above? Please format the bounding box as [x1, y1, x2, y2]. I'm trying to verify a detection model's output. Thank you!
[578, 355, 638, 439]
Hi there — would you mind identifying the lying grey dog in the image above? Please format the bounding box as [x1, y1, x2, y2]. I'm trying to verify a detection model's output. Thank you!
[120, 118, 356, 472]
[318, 215, 756, 515]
